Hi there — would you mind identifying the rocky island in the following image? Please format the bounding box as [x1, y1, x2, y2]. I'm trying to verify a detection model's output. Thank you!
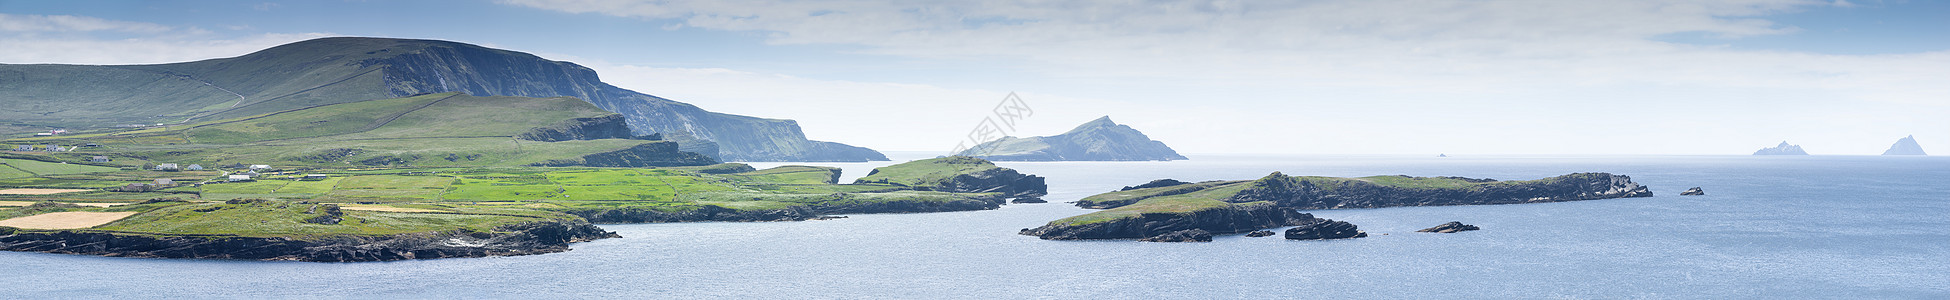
[955, 116, 1187, 161]
[1022, 172, 1652, 242]
[1882, 135, 1927, 155]
[1753, 141, 1810, 155]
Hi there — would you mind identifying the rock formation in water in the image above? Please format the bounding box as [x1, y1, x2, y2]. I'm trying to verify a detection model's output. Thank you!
[956, 116, 1187, 161]
[1753, 141, 1809, 155]
[1416, 221, 1480, 233]
[1019, 202, 1316, 241]
[1882, 135, 1928, 155]
[1138, 229, 1213, 242]
[1245, 230, 1276, 237]
[1680, 187, 1705, 196]
[1284, 218, 1368, 240]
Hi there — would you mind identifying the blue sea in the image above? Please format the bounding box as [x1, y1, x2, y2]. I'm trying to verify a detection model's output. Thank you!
[7, 153, 1948, 299]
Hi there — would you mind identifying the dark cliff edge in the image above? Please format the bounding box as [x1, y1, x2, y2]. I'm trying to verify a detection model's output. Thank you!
[529, 141, 717, 167]
[516, 114, 637, 142]
[1019, 202, 1314, 240]
[0, 220, 616, 262]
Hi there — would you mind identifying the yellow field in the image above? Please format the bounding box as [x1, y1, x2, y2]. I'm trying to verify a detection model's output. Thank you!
[0, 188, 93, 195]
[0, 211, 138, 229]
[0, 201, 33, 207]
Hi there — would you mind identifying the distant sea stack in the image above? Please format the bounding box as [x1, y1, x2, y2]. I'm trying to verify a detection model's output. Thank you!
[955, 116, 1187, 161]
[1753, 141, 1809, 155]
[1882, 135, 1927, 155]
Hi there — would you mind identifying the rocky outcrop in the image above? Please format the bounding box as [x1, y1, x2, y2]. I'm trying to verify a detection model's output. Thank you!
[0, 220, 616, 262]
[957, 116, 1187, 161]
[1019, 202, 1314, 240]
[1681, 187, 1705, 196]
[1228, 172, 1653, 210]
[516, 114, 636, 142]
[559, 205, 819, 223]
[1010, 197, 1048, 204]
[1883, 135, 1927, 155]
[1754, 141, 1809, 155]
[854, 157, 1048, 199]
[1120, 179, 1190, 191]
[529, 141, 717, 167]
[1139, 229, 1213, 242]
[808, 196, 1004, 215]
[1285, 219, 1367, 240]
[1245, 230, 1275, 237]
[1416, 221, 1480, 233]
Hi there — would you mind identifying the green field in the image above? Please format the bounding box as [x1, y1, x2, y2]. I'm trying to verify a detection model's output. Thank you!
[0, 159, 119, 176]
[854, 156, 999, 187]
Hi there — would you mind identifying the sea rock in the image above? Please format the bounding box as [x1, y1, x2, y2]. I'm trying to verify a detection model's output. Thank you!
[1416, 221, 1480, 233]
[1245, 230, 1275, 237]
[1285, 219, 1368, 240]
[957, 116, 1188, 161]
[1882, 135, 1928, 155]
[1753, 141, 1810, 155]
[1010, 197, 1048, 204]
[1120, 179, 1191, 191]
[1680, 187, 1705, 196]
[1138, 229, 1213, 242]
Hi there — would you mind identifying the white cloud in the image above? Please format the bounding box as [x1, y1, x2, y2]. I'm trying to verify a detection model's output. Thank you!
[0, 14, 331, 65]
[0, 13, 175, 33]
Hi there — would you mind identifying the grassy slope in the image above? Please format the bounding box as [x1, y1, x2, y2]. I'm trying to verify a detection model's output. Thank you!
[854, 156, 999, 186]
[91, 201, 552, 238]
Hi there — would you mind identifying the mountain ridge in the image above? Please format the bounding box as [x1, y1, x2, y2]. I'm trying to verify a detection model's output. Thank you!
[956, 116, 1186, 161]
[0, 37, 883, 162]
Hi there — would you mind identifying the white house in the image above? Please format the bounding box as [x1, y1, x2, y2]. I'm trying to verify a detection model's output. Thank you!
[185, 164, 204, 171]
[155, 163, 181, 171]
[249, 164, 271, 170]
[227, 175, 252, 182]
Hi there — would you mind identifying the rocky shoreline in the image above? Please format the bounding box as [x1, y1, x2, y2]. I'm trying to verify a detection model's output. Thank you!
[1019, 202, 1315, 240]
[0, 220, 617, 262]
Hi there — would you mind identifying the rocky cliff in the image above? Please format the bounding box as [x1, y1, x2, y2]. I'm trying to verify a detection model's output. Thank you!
[1882, 135, 1928, 155]
[529, 141, 717, 167]
[1753, 141, 1810, 155]
[957, 116, 1187, 161]
[3, 37, 884, 162]
[1019, 202, 1314, 240]
[0, 220, 616, 262]
[853, 156, 1048, 199]
[516, 114, 639, 142]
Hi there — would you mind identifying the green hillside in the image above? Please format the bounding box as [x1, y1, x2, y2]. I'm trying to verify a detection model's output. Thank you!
[5, 93, 706, 168]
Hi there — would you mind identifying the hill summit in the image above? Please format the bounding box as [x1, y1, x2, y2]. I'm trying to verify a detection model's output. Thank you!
[956, 116, 1186, 161]
[1753, 141, 1809, 155]
[1882, 135, 1927, 155]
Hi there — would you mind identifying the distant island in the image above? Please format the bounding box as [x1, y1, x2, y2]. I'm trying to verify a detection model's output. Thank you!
[1882, 135, 1927, 155]
[1021, 172, 1652, 242]
[1753, 141, 1809, 155]
[956, 116, 1187, 161]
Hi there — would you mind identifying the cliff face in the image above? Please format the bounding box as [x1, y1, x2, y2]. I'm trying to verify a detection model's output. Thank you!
[561, 206, 820, 223]
[11, 37, 883, 162]
[529, 141, 717, 167]
[1229, 172, 1653, 209]
[853, 156, 1048, 199]
[1882, 135, 1928, 155]
[1754, 141, 1810, 155]
[958, 116, 1187, 161]
[0, 220, 616, 262]
[517, 114, 637, 142]
[1020, 202, 1315, 240]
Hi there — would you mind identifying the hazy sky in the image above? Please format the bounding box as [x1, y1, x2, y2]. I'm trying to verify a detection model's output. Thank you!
[3, 0, 1946, 155]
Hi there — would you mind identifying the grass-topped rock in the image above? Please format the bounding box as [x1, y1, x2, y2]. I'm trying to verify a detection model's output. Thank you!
[853, 156, 1046, 199]
[1025, 172, 1652, 242]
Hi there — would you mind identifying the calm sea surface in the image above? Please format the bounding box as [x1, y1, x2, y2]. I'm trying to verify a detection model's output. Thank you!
[7, 153, 1948, 299]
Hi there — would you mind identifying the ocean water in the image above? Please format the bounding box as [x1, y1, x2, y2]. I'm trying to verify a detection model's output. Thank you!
[6, 154, 1948, 299]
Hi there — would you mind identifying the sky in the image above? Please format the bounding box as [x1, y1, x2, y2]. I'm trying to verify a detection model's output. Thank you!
[2, 0, 1947, 155]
